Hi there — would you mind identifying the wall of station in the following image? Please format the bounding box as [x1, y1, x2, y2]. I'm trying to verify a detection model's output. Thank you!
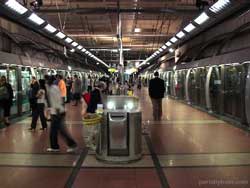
[178, 9, 250, 62]
[0, 17, 90, 71]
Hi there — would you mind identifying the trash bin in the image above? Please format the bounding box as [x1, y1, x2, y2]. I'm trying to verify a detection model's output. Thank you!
[96, 95, 142, 163]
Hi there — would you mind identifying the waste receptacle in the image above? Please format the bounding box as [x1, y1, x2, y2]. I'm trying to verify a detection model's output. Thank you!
[96, 95, 142, 163]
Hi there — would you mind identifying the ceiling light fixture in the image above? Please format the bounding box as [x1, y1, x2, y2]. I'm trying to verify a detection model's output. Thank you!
[209, 0, 231, 14]
[194, 12, 210, 25]
[170, 37, 178, 43]
[44, 24, 57, 33]
[169, 48, 175, 53]
[71, 42, 78, 47]
[134, 28, 141, 33]
[159, 48, 163, 52]
[65, 37, 73, 43]
[5, 0, 28, 15]
[165, 41, 172, 46]
[81, 48, 86, 52]
[28, 13, 45, 25]
[77, 45, 83, 50]
[184, 23, 196, 33]
[55, 32, 66, 39]
[162, 45, 167, 49]
[176, 31, 185, 39]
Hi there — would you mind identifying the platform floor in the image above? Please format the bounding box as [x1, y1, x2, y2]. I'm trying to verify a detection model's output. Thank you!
[0, 88, 250, 188]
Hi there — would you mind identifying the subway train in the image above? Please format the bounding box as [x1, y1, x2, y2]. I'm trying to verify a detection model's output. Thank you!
[141, 48, 250, 127]
[0, 52, 101, 118]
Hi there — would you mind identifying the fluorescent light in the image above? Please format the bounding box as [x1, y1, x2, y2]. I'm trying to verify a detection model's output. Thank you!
[134, 28, 141, 33]
[170, 37, 178, 43]
[70, 49, 75, 53]
[5, 0, 28, 15]
[81, 48, 86, 52]
[184, 23, 196, 33]
[162, 45, 167, 49]
[159, 48, 163, 52]
[77, 45, 83, 50]
[166, 41, 172, 46]
[56, 32, 66, 39]
[28, 13, 45, 25]
[176, 31, 185, 39]
[156, 51, 160, 54]
[71, 42, 78, 47]
[65, 37, 73, 43]
[194, 12, 210, 25]
[209, 0, 230, 14]
[97, 63, 100, 65]
[44, 24, 57, 33]
[169, 48, 174, 53]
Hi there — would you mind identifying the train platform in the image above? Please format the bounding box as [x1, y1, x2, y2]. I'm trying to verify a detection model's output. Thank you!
[0, 88, 249, 188]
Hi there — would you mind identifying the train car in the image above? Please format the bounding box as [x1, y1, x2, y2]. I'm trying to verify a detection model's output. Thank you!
[144, 49, 250, 127]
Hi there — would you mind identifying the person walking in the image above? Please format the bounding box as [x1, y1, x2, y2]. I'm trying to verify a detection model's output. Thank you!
[0, 76, 13, 126]
[29, 79, 47, 131]
[148, 71, 165, 121]
[46, 76, 77, 152]
[58, 75, 67, 105]
[72, 75, 82, 106]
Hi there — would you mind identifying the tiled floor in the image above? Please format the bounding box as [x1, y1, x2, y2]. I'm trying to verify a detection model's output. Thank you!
[0, 88, 250, 187]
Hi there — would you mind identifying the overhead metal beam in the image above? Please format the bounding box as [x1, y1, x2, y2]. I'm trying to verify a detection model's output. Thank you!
[36, 7, 198, 16]
[68, 33, 174, 38]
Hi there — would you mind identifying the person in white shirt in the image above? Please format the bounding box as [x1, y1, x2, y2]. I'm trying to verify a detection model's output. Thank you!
[46, 76, 77, 153]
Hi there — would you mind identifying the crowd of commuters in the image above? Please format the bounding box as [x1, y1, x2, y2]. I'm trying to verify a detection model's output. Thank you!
[0, 71, 166, 151]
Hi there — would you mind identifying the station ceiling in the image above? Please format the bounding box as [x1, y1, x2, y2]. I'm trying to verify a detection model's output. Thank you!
[35, 0, 199, 66]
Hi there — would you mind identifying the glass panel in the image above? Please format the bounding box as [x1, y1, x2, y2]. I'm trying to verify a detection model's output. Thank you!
[9, 67, 18, 115]
[21, 68, 32, 112]
[224, 65, 242, 119]
[210, 67, 221, 113]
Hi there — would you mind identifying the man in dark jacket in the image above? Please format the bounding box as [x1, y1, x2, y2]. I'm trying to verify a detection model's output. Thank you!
[148, 71, 165, 121]
[0, 76, 13, 126]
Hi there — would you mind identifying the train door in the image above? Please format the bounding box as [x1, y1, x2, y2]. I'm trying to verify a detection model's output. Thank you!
[8, 66, 18, 116]
[165, 72, 171, 95]
[196, 67, 206, 107]
[21, 67, 32, 112]
[244, 62, 250, 126]
[169, 71, 175, 96]
[178, 70, 186, 100]
[188, 69, 196, 104]
[224, 64, 243, 120]
[208, 66, 221, 113]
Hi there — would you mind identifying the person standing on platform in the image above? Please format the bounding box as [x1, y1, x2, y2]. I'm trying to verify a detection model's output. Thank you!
[0, 76, 13, 126]
[87, 81, 106, 113]
[66, 77, 73, 103]
[87, 75, 92, 93]
[46, 76, 77, 152]
[58, 75, 67, 105]
[148, 71, 165, 121]
[72, 75, 82, 106]
[29, 79, 47, 131]
[28, 76, 40, 130]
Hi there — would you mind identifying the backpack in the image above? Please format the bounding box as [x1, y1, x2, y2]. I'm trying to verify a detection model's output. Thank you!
[83, 92, 91, 105]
